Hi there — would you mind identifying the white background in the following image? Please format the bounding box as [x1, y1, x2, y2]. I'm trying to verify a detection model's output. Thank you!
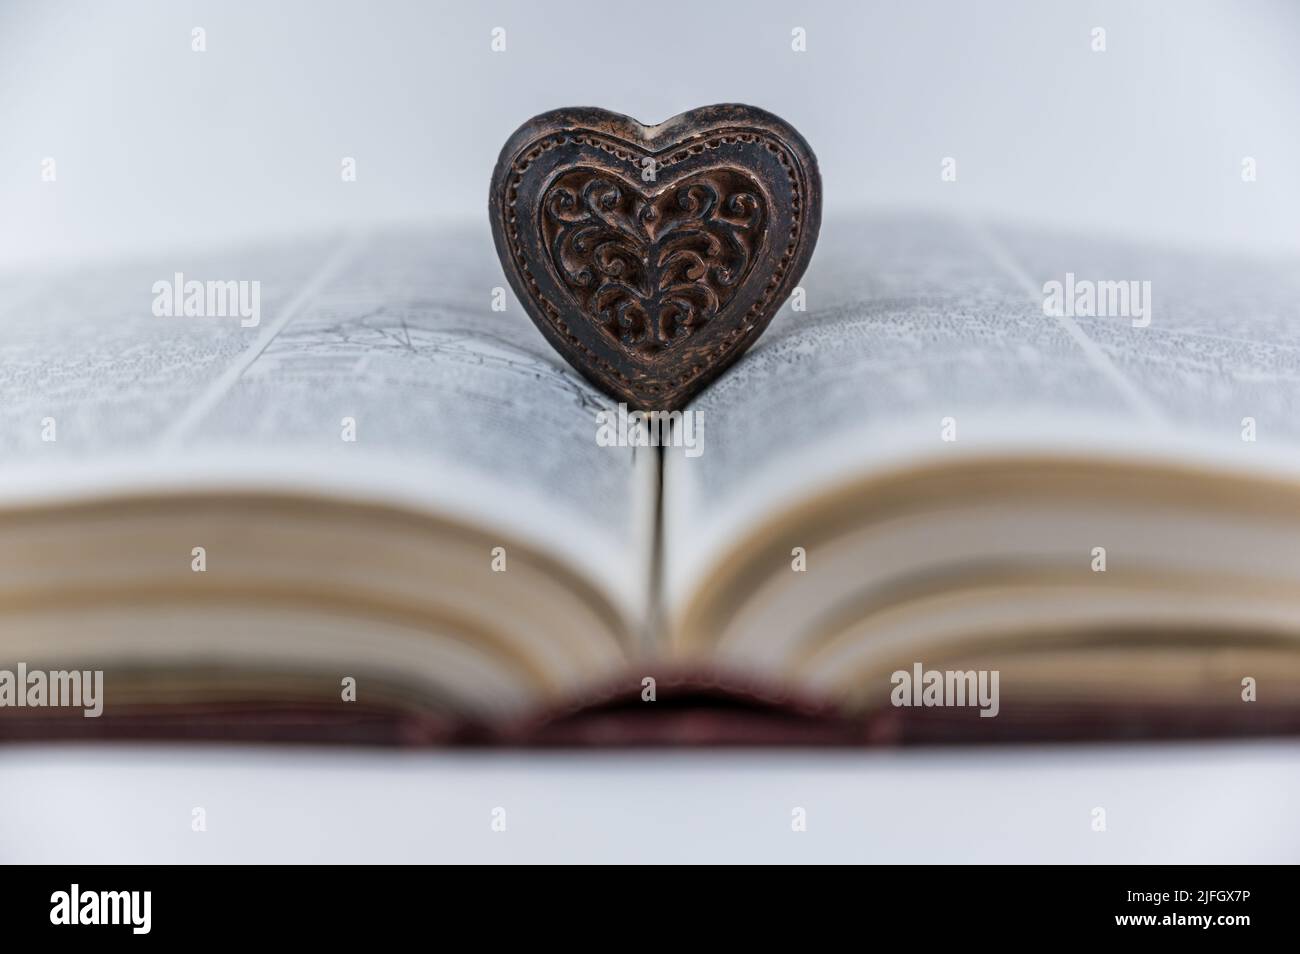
[3, 0, 1299, 269]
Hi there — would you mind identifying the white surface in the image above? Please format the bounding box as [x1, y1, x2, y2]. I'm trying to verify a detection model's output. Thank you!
[2, 742, 1297, 863]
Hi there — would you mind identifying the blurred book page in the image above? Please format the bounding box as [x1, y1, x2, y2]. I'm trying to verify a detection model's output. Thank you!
[0, 228, 653, 615]
[664, 213, 1300, 601]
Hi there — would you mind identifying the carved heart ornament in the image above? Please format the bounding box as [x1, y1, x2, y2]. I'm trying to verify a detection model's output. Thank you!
[489, 105, 822, 411]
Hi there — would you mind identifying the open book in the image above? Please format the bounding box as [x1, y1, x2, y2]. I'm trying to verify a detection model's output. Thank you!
[4, 213, 1300, 744]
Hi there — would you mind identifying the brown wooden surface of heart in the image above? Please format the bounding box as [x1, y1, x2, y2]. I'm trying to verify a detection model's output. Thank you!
[489, 104, 822, 411]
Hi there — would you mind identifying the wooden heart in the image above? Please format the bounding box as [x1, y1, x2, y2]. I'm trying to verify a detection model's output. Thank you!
[489, 104, 822, 411]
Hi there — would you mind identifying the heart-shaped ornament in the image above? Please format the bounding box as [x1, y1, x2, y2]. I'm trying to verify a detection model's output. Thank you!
[489, 104, 822, 411]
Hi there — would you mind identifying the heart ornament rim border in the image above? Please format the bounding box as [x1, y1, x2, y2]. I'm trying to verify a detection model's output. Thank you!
[488, 104, 822, 411]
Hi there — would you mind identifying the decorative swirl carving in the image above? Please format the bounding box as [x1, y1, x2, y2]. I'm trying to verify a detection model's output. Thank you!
[541, 168, 767, 355]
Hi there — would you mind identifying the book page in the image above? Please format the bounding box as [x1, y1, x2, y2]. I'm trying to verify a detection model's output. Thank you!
[664, 212, 1300, 603]
[0, 228, 654, 618]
